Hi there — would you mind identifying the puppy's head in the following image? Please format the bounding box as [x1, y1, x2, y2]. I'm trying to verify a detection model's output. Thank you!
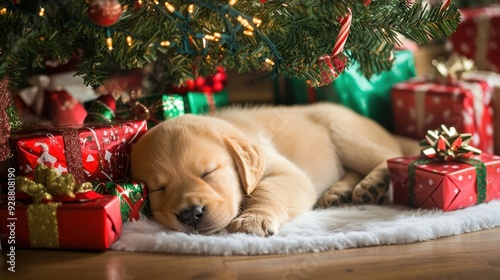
[131, 115, 264, 234]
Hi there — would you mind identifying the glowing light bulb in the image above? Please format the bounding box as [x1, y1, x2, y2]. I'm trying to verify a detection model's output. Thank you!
[265, 58, 275, 66]
[243, 30, 253, 36]
[164, 2, 175, 13]
[126, 36, 133, 46]
[252, 18, 262, 27]
[39, 7, 45, 16]
[106, 37, 113, 51]
[0, 8, 7, 15]
[160, 40, 170, 47]
[188, 4, 194, 14]
[229, 0, 238, 6]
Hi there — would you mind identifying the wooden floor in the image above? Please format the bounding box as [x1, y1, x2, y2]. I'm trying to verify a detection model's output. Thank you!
[1, 226, 499, 280]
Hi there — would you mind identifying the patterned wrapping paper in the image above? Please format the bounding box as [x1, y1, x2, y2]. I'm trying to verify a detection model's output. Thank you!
[92, 180, 151, 223]
[387, 154, 500, 211]
[183, 89, 229, 115]
[9, 120, 147, 183]
[448, 4, 500, 72]
[116, 94, 185, 128]
[0, 195, 122, 250]
[465, 71, 500, 155]
[391, 78, 494, 153]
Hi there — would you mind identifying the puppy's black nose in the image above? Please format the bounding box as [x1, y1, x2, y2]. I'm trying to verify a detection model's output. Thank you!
[177, 205, 205, 228]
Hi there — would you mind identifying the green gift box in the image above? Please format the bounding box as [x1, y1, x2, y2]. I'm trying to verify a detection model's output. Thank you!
[116, 94, 185, 128]
[274, 50, 416, 131]
[92, 180, 151, 223]
[183, 89, 229, 115]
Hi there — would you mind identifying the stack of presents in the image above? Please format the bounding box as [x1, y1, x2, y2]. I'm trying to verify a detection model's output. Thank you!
[2, 3, 500, 251]
[274, 4, 500, 212]
[0, 65, 229, 249]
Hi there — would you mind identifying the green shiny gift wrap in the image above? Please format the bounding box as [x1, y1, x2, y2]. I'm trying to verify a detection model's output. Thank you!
[116, 94, 185, 128]
[183, 90, 229, 115]
[274, 50, 416, 131]
[92, 180, 151, 223]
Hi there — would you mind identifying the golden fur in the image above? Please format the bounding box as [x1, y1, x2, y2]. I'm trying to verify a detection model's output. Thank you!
[131, 103, 419, 237]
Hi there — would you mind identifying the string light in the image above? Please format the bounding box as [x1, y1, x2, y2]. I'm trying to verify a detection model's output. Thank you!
[126, 36, 133, 46]
[0, 8, 7, 15]
[38, 7, 45, 17]
[106, 37, 113, 51]
[188, 4, 194, 14]
[160, 40, 170, 47]
[236, 15, 253, 31]
[252, 17, 262, 27]
[204, 34, 215, 41]
[164, 2, 175, 13]
[265, 58, 275, 65]
[243, 30, 253, 36]
[229, 0, 238, 6]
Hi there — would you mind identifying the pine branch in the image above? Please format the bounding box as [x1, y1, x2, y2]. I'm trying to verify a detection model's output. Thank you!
[0, 0, 461, 89]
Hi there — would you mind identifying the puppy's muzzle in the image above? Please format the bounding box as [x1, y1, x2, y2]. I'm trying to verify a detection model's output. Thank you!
[177, 205, 205, 228]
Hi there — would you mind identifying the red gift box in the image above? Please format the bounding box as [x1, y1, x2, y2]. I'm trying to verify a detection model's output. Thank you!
[448, 5, 500, 72]
[391, 79, 494, 153]
[0, 195, 122, 250]
[387, 154, 500, 211]
[10, 120, 147, 183]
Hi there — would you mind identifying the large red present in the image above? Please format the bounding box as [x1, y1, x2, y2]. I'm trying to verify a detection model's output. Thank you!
[391, 79, 494, 153]
[9, 120, 147, 183]
[387, 154, 500, 211]
[448, 4, 500, 72]
[0, 195, 122, 250]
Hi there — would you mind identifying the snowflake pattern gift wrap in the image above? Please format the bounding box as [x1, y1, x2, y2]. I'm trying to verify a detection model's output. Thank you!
[448, 4, 500, 72]
[9, 120, 147, 183]
[391, 79, 494, 153]
[387, 154, 500, 211]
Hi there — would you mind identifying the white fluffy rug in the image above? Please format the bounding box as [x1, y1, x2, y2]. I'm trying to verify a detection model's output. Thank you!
[112, 200, 500, 255]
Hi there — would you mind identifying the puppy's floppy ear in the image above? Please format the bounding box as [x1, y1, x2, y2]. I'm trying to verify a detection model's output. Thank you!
[223, 135, 265, 195]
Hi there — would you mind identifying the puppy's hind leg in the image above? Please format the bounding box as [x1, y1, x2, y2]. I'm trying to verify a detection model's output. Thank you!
[316, 169, 362, 208]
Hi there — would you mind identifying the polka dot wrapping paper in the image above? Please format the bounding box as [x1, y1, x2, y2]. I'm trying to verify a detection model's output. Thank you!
[391, 78, 494, 154]
[448, 4, 500, 72]
[387, 154, 500, 211]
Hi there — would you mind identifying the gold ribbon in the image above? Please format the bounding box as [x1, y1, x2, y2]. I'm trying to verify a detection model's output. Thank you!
[27, 203, 61, 248]
[420, 125, 482, 161]
[16, 164, 93, 248]
[432, 55, 475, 84]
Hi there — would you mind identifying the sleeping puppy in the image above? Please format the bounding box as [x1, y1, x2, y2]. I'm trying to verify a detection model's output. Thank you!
[131, 103, 419, 237]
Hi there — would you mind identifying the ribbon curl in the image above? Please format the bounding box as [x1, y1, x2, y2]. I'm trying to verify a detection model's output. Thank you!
[420, 125, 482, 162]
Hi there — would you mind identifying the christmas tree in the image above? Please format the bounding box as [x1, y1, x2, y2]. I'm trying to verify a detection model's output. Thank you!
[0, 0, 460, 88]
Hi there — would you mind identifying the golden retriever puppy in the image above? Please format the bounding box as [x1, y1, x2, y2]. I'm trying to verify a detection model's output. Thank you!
[131, 103, 418, 237]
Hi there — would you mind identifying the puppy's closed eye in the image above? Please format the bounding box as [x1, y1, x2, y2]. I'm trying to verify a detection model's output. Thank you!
[150, 185, 167, 193]
[201, 168, 217, 179]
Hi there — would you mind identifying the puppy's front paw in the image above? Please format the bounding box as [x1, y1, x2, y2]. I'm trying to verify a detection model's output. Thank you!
[228, 213, 279, 237]
[352, 174, 390, 205]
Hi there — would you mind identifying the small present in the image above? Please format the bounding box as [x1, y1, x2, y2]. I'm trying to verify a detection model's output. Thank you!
[9, 120, 148, 183]
[92, 180, 150, 223]
[0, 165, 122, 250]
[448, 4, 500, 72]
[391, 56, 494, 153]
[387, 126, 500, 211]
[273, 50, 417, 130]
[116, 94, 185, 128]
[465, 71, 500, 155]
[183, 89, 229, 115]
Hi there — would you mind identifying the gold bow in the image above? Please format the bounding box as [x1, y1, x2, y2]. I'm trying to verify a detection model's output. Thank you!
[420, 125, 482, 162]
[16, 164, 93, 203]
[432, 55, 475, 83]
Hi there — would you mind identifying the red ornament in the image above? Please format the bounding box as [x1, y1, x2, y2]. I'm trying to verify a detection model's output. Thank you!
[364, 0, 372, 6]
[87, 0, 123, 27]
